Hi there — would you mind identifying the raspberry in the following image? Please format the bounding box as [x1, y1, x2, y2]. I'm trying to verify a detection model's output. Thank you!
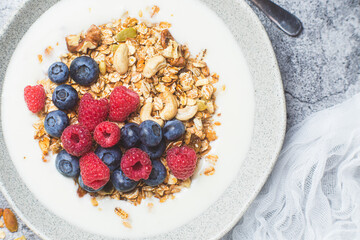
[94, 121, 121, 148]
[80, 152, 110, 190]
[61, 124, 92, 157]
[166, 146, 197, 180]
[109, 86, 140, 122]
[78, 93, 109, 132]
[121, 148, 152, 181]
[24, 85, 46, 113]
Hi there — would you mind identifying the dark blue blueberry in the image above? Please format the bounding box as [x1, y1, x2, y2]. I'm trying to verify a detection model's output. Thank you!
[139, 120, 163, 147]
[140, 139, 166, 160]
[48, 62, 69, 84]
[55, 150, 79, 177]
[52, 84, 78, 110]
[70, 56, 99, 86]
[111, 169, 138, 192]
[144, 160, 166, 187]
[120, 123, 140, 149]
[163, 119, 185, 141]
[95, 146, 122, 172]
[78, 175, 104, 193]
[44, 110, 69, 137]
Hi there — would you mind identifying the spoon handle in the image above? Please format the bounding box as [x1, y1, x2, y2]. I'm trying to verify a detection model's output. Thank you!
[250, 0, 303, 36]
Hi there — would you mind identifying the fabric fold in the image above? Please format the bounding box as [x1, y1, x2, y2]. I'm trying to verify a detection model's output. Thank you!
[230, 94, 360, 240]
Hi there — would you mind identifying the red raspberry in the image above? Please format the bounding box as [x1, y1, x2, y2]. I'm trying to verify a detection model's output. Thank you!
[94, 121, 121, 148]
[24, 85, 46, 113]
[61, 124, 92, 157]
[80, 152, 110, 190]
[78, 93, 109, 132]
[166, 146, 197, 180]
[109, 86, 140, 122]
[121, 148, 152, 181]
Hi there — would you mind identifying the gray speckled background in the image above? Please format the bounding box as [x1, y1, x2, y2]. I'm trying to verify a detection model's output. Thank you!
[0, 0, 359, 239]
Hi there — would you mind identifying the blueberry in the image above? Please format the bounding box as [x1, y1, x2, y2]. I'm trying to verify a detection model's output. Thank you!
[48, 62, 69, 84]
[140, 139, 166, 160]
[44, 110, 69, 137]
[78, 175, 104, 193]
[55, 150, 79, 177]
[111, 169, 138, 192]
[70, 56, 99, 86]
[95, 146, 122, 172]
[163, 119, 185, 141]
[144, 160, 166, 187]
[139, 120, 163, 147]
[52, 84, 78, 110]
[120, 123, 140, 149]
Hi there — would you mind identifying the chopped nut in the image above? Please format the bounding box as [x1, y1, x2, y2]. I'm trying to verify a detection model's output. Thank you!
[3, 208, 18, 232]
[91, 197, 98, 207]
[85, 24, 102, 45]
[65, 34, 81, 53]
[162, 40, 180, 59]
[161, 29, 174, 49]
[76, 39, 97, 53]
[115, 208, 128, 220]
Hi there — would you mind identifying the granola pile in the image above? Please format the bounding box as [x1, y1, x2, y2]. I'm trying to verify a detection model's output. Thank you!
[33, 14, 219, 205]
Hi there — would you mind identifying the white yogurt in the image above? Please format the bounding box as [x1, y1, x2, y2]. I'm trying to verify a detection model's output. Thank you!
[1, 0, 255, 238]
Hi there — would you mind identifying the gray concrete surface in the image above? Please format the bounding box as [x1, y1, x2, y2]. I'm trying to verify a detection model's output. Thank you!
[0, 0, 359, 239]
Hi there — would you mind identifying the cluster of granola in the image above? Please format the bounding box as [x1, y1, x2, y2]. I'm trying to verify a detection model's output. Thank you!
[33, 14, 219, 205]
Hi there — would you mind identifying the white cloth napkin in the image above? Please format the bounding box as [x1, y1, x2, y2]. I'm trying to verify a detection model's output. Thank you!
[231, 94, 360, 239]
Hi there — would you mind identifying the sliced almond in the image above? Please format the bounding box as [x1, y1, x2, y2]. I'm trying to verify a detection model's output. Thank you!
[3, 208, 18, 232]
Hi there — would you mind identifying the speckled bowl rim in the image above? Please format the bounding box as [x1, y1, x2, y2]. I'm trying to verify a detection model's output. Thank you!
[0, 0, 286, 239]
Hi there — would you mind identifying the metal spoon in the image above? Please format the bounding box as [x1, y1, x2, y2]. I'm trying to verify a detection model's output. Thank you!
[250, 0, 303, 37]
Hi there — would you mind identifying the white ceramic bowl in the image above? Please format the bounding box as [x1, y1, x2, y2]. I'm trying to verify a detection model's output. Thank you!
[0, 0, 286, 239]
